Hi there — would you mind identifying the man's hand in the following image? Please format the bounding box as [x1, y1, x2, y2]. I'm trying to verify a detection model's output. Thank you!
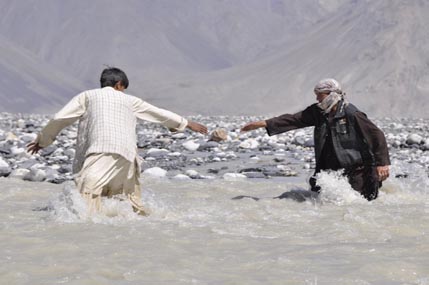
[240, 120, 267, 132]
[377, 165, 389, 181]
[186, 121, 208, 134]
[27, 141, 43, 155]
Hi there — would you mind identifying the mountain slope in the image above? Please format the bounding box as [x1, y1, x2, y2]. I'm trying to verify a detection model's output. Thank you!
[0, 0, 427, 117]
[138, 0, 429, 117]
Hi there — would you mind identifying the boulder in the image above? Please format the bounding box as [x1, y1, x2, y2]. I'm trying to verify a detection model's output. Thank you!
[143, 167, 167, 178]
[406, 134, 423, 145]
[9, 168, 30, 179]
[182, 140, 200, 151]
[0, 158, 11, 177]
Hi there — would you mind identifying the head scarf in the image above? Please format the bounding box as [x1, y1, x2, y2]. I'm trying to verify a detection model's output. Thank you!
[314, 78, 346, 114]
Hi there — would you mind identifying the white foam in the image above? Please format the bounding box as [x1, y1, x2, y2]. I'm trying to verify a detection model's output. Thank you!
[48, 182, 143, 224]
[316, 170, 367, 205]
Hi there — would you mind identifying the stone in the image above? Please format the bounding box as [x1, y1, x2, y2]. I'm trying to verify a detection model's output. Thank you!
[64, 148, 76, 157]
[143, 167, 167, 177]
[53, 148, 64, 156]
[239, 167, 263, 173]
[198, 141, 219, 151]
[6, 132, 18, 141]
[242, 172, 266, 179]
[293, 136, 306, 146]
[207, 168, 220, 174]
[20, 133, 37, 143]
[58, 165, 73, 174]
[406, 134, 423, 145]
[146, 148, 170, 158]
[209, 128, 228, 142]
[17, 119, 26, 129]
[40, 145, 57, 156]
[10, 146, 25, 156]
[0, 158, 11, 177]
[0, 146, 11, 155]
[24, 168, 46, 182]
[185, 169, 200, 179]
[422, 139, 429, 151]
[182, 140, 200, 151]
[239, 139, 259, 149]
[223, 173, 247, 181]
[9, 168, 30, 179]
[171, 133, 186, 139]
[17, 159, 38, 169]
[66, 131, 78, 139]
[304, 138, 315, 147]
[172, 174, 192, 180]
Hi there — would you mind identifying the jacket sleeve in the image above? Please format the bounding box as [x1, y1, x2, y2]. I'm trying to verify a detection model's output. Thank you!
[133, 98, 188, 132]
[265, 105, 318, 136]
[354, 112, 390, 166]
[36, 92, 86, 147]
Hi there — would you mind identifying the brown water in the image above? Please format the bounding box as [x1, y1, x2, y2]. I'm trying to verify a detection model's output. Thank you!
[1, 162, 429, 285]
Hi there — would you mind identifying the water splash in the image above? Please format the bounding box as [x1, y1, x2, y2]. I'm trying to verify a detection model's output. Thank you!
[316, 170, 367, 205]
[48, 182, 143, 224]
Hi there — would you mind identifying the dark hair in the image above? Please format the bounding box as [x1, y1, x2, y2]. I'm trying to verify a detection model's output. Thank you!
[100, 67, 129, 88]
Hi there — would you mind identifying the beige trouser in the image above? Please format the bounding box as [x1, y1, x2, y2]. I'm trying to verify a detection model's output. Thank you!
[75, 153, 146, 215]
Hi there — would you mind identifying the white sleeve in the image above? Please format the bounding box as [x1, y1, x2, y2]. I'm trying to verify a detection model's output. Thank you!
[36, 92, 87, 147]
[133, 98, 188, 131]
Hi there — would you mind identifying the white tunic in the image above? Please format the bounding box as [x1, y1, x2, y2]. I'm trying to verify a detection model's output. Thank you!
[36, 86, 188, 173]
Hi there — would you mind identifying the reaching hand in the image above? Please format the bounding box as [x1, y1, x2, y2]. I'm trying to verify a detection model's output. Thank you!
[27, 141, 43, 155]
[377, 165, 389, 181]
[240, 120, 267, 132]
[186, 121, 208, 134]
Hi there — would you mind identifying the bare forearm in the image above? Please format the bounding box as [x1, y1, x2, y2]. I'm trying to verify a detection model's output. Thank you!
[240, 120, 267, 132]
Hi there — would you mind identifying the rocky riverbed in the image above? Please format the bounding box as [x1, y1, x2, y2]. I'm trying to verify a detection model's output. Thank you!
[1, 112, 429, 185]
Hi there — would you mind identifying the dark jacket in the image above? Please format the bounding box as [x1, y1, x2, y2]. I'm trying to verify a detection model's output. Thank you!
[265, 100, 390, 171]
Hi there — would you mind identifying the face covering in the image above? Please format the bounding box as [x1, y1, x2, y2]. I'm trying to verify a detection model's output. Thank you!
[317, 92, 342, 114]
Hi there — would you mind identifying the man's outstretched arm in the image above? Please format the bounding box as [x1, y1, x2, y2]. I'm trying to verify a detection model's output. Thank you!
[133, 98, 207, 134]
[27, 93, 86, 154]
[240, 120, 267, 132]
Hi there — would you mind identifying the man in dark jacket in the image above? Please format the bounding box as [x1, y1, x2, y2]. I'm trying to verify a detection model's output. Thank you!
[240, 78, 390, 201]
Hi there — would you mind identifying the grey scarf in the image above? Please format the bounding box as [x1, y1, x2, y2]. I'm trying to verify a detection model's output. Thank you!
[318, 92, 343, 114]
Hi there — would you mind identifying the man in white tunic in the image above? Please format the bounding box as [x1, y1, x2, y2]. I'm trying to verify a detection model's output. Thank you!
[27, 67, 207, 215]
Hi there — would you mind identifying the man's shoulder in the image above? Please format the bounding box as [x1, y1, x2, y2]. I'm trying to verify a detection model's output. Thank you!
[302, 103, 321, 113]
[344, 103, 363, 115]
[83, 88, 139, 100]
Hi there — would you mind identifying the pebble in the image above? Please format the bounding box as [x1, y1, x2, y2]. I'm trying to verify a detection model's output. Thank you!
[0, 157, 11, 177]
[172, 174, 192, 180]
[185, 169, 200, 179]
[10, 146, 25, 156]
[223, 173, 247, 181]
[146, 148, 170, 158]
[406, 134, 423, 145]
[423, 139, 429, 151]
[143, 167, 167, 178]
[24, 168, 46, 182]
[9, 168, 30, 179]
[182, 140, 200, 151]
[242, 172, 266, 179]
[20, 133, 37, 143]
[239, 139, 259, 149]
